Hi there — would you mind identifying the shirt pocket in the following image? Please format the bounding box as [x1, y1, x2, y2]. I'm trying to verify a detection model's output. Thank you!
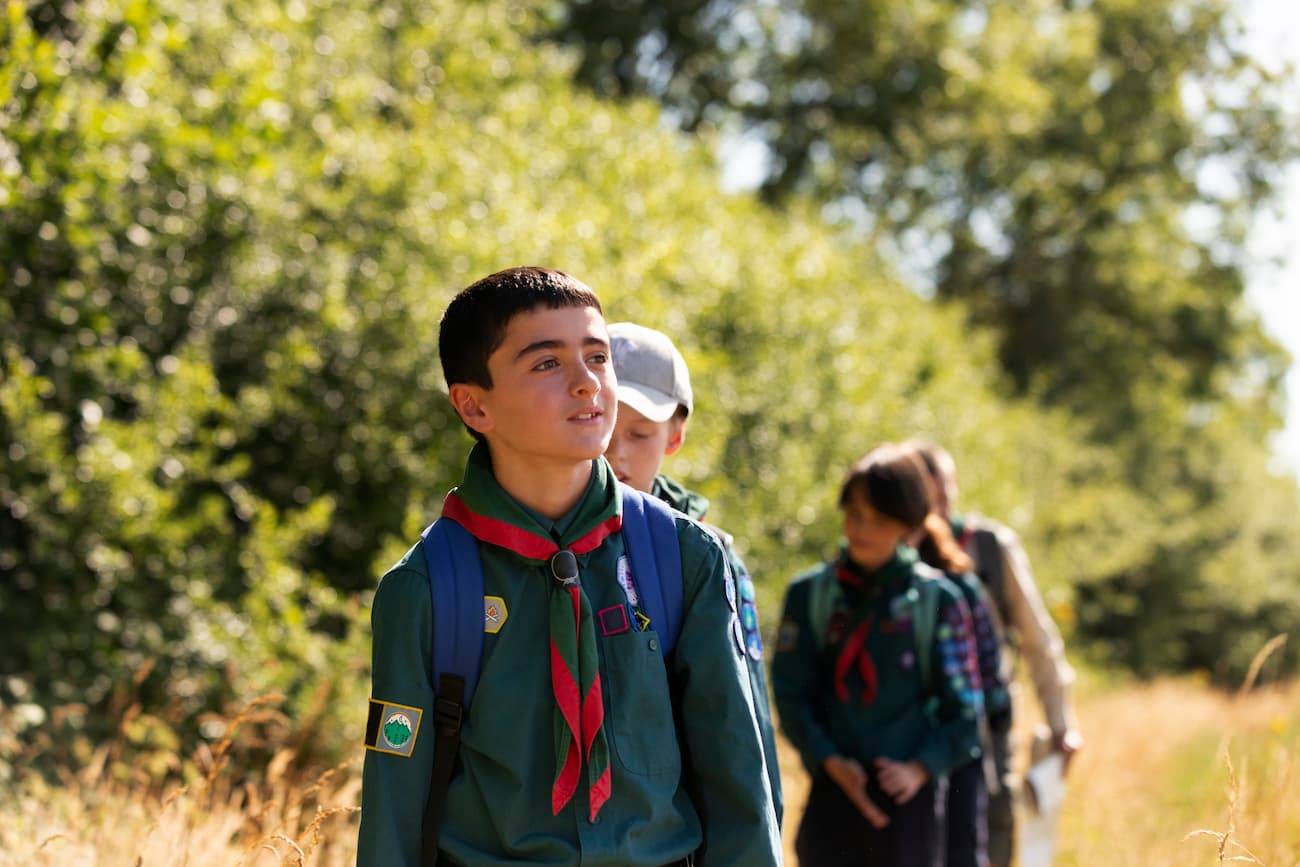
[601, 629, 682, 777]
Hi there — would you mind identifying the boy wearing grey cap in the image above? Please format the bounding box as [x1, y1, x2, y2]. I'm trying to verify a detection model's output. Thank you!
[604, 322, 784, 826]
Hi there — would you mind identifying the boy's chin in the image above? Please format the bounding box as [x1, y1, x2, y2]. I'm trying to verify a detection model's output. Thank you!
[581, 431, 616, 461]
[579, 441, 614, 462]
[557, 438, 613, 465]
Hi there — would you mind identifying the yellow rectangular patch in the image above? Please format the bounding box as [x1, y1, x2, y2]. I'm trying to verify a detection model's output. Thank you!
[364, 698, 423, 757]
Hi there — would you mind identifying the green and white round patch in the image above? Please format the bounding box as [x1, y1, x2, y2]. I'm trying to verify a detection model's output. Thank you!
[383, 711, 413, 748]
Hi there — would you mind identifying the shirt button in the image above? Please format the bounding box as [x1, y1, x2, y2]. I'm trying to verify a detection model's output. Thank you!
[648, 638, 659, 652]
[590, 814, 601, 825]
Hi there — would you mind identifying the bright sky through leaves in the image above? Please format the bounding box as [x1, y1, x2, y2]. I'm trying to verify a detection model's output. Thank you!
[1243, 0, 1300, 473]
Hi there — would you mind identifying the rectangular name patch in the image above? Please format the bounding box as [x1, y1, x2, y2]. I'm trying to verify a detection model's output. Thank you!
[364, 698, 423, 757]
[598, 604, 631, 636]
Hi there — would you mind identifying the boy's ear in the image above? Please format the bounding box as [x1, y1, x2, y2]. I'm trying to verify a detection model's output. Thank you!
[448, 383, 493, 435]
[663, 421, 686, 457]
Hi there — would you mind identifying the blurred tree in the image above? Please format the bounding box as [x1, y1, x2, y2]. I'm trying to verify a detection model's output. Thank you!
[547, 0, 1300, 678]
[548, 0, 1295, 438]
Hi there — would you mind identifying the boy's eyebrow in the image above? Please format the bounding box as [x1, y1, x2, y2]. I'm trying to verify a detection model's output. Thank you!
[514, 336, 609, 361]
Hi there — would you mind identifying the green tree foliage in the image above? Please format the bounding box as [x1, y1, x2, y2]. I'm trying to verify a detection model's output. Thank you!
[1, 0, 1296, 773]
[0, 0, 1112, 754]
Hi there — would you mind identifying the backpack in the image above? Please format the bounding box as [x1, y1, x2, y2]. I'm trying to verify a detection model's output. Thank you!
[964, 523, 1011, 645]
[806, 561, 945, 692]
[417, 485, 683, 866]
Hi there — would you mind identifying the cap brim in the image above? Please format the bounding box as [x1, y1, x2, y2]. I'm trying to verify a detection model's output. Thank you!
[617, 383, 679, 423]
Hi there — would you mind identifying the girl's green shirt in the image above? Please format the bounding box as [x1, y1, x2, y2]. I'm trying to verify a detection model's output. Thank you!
[772, 547, 983, 781]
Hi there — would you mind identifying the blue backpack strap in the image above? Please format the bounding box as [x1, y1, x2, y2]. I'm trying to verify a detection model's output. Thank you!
[619, 485, 684, 656]
[421, 517, 484, 704]
[418, 517, 483, 867]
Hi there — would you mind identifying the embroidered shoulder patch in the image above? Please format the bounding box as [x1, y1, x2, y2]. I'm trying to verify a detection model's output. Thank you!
[731, 616, 747, 656]
[364, 698, 423, 757]
[723, 573, 738, 612]
[484, 595, 508, 634]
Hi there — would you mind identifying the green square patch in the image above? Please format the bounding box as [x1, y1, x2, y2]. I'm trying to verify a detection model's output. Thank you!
[364, 698, 423, 757]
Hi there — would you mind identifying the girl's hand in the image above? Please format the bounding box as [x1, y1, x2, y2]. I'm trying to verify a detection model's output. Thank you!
[873, 757, 929, 804]
[822, 755, 890, 828]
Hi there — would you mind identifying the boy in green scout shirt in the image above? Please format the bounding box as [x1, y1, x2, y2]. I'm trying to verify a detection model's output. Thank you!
[357, 267, 782, 867]
[603, 321, 783, 826]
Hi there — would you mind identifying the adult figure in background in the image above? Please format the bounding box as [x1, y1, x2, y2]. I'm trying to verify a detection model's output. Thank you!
[907, 440, 1083, 867]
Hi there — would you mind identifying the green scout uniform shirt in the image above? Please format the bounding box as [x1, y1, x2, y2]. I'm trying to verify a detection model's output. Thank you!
[650, 473, 784, 827]
[771, 546, 982, 781]
[358, 446, 782, 867]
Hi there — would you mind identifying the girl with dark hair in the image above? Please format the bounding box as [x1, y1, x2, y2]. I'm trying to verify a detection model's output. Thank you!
[772, 444, 984, 867]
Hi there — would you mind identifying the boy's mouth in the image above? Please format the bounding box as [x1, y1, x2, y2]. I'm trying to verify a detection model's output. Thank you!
[570, 408, 603, 422]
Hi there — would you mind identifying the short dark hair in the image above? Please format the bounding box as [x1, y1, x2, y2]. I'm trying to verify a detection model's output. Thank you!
[838, 442, 933, 531]
[439, 266, 603, 389]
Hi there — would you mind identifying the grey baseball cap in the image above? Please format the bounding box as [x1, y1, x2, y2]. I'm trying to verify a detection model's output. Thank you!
[608, 322, 693, 423]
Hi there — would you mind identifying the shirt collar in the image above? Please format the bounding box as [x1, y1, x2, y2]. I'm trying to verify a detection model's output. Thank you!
[837, 544, 918, 594]
[440, 443, 622, 561]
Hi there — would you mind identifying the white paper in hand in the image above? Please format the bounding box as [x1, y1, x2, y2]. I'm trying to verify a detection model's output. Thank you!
[1024, 752, 1066, 814]
[1018, 752, 1066, 867]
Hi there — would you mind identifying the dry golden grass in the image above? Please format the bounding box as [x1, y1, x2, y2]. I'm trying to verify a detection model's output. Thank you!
[4, 650, 1298, 866]
[0, 694, 360, 867]
[1057, 670, 1299, 867]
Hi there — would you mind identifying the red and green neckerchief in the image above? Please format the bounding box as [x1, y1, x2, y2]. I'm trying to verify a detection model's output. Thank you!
[831, 546, 916, 705]
[441, 445, 621, 821]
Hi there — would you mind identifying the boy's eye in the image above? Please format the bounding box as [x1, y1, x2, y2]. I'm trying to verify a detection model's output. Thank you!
[587, 352, 609, 365]
[532, 358, 559, 371]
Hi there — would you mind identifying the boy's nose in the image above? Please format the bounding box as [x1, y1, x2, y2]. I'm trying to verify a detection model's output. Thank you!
[571, 363, 601, 395]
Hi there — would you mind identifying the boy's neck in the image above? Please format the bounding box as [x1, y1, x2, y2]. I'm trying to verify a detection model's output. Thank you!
[487, 448, 597, 521]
